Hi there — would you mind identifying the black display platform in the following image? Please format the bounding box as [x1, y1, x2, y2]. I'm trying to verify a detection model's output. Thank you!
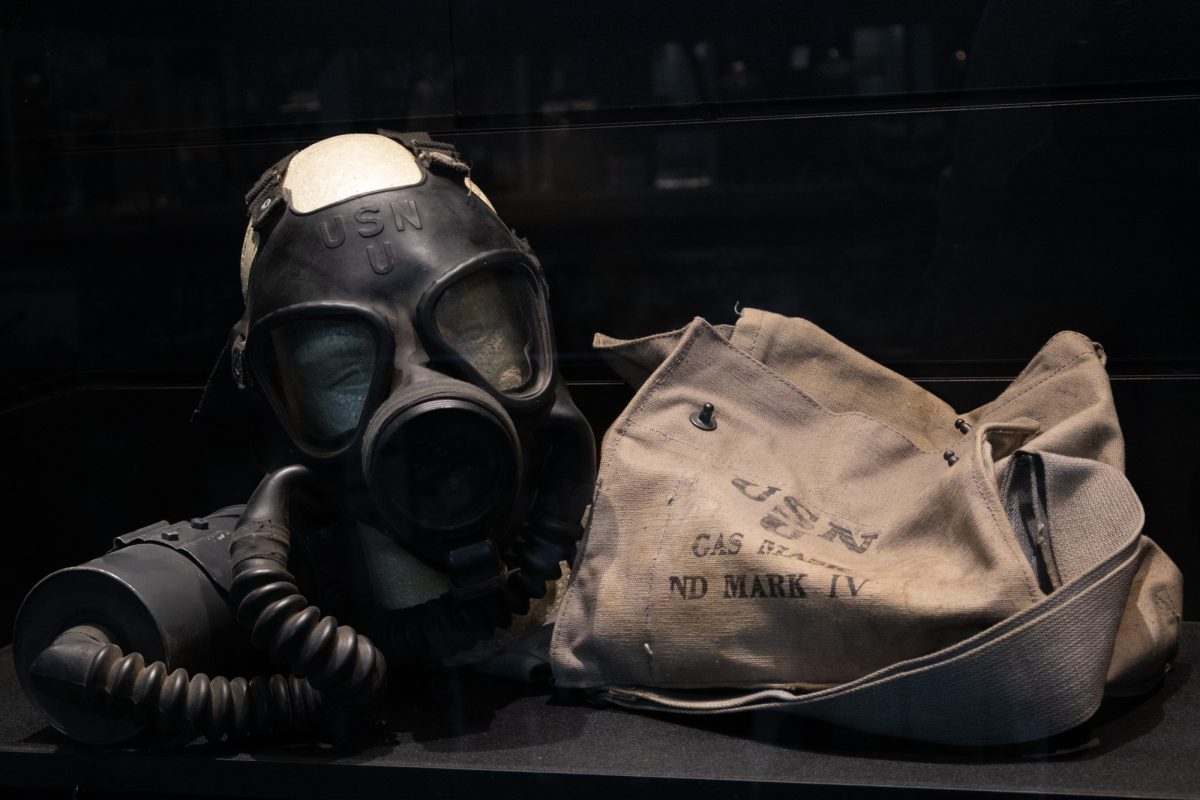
[0, 624, 1195, 800]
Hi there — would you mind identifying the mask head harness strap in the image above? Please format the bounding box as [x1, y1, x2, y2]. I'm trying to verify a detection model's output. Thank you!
[376, 128, 470, 176]
[375, 129, 541, 269]
[193, 149, 297, 420]
[230, 149, 301, 389]
[240, 132, 468, 233]
[244, 150, 297, 229]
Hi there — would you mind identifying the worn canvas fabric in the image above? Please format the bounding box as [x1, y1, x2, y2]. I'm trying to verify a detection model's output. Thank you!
[550, 308, 1182, 745]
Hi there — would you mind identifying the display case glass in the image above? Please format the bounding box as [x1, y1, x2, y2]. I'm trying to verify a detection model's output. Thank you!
[2, 2, 1197, 797]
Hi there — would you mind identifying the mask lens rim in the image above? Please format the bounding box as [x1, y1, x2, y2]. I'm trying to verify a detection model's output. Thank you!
[416, 250, 555, 410]
[244, 303, 394, 459]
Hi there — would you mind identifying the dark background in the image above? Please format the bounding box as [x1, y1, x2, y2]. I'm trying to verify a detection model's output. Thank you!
[2, 0, 1198, 647]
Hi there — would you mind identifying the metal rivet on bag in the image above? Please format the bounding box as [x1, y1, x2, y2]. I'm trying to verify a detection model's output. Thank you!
[690, 402, 717, 431]
[954, 418, 971, 434]
[943, 449, 959, 466]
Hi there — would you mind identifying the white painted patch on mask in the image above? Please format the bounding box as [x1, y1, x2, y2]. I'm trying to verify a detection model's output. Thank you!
[238, 133, 503, 295]
[465, 175, 496, 213]
[285, 133, 424, 213]
[238, 225, 260, 299]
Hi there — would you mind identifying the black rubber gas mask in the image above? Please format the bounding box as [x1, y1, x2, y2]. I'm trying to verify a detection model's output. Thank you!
[9, 134, 593, 748]
[229, 132, 594, 599]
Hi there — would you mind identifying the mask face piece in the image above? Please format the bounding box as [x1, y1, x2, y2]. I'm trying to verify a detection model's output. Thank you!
[232, 133, 584, 583]
[11, 135, 598, 749]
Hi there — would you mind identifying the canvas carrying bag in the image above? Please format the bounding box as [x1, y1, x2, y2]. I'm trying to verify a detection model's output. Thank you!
[550, 308, 1182, 745]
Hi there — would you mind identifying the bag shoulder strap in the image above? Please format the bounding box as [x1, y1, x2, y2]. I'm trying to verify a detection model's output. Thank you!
[604, 453, 1168, 745]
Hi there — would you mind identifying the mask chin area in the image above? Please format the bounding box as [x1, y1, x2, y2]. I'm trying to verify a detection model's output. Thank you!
[360, 379, 521, 569]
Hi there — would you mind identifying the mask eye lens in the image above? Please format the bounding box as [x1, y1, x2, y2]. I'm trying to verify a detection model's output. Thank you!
[256, 317, 378, 452]
[432, 267, 545, 395]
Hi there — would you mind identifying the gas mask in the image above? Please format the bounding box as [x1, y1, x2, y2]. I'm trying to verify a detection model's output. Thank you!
[14, 133, 595, 744]
[232, 131, 597, 659]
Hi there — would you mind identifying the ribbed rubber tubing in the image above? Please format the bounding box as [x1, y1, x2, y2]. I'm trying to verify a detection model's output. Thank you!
[82, 638, 325, 741]
[229, 518, 387, 705]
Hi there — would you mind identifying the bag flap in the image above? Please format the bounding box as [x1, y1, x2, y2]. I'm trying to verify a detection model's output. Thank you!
[595, 322, 734, 389]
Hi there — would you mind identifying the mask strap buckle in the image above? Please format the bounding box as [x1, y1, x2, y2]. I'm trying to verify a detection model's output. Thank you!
[377, 128, 471, 176]
[244, 150, 297, 229]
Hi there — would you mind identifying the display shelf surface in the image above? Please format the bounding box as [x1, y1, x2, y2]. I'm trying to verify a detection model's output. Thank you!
[0, 623, 1195, 800]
